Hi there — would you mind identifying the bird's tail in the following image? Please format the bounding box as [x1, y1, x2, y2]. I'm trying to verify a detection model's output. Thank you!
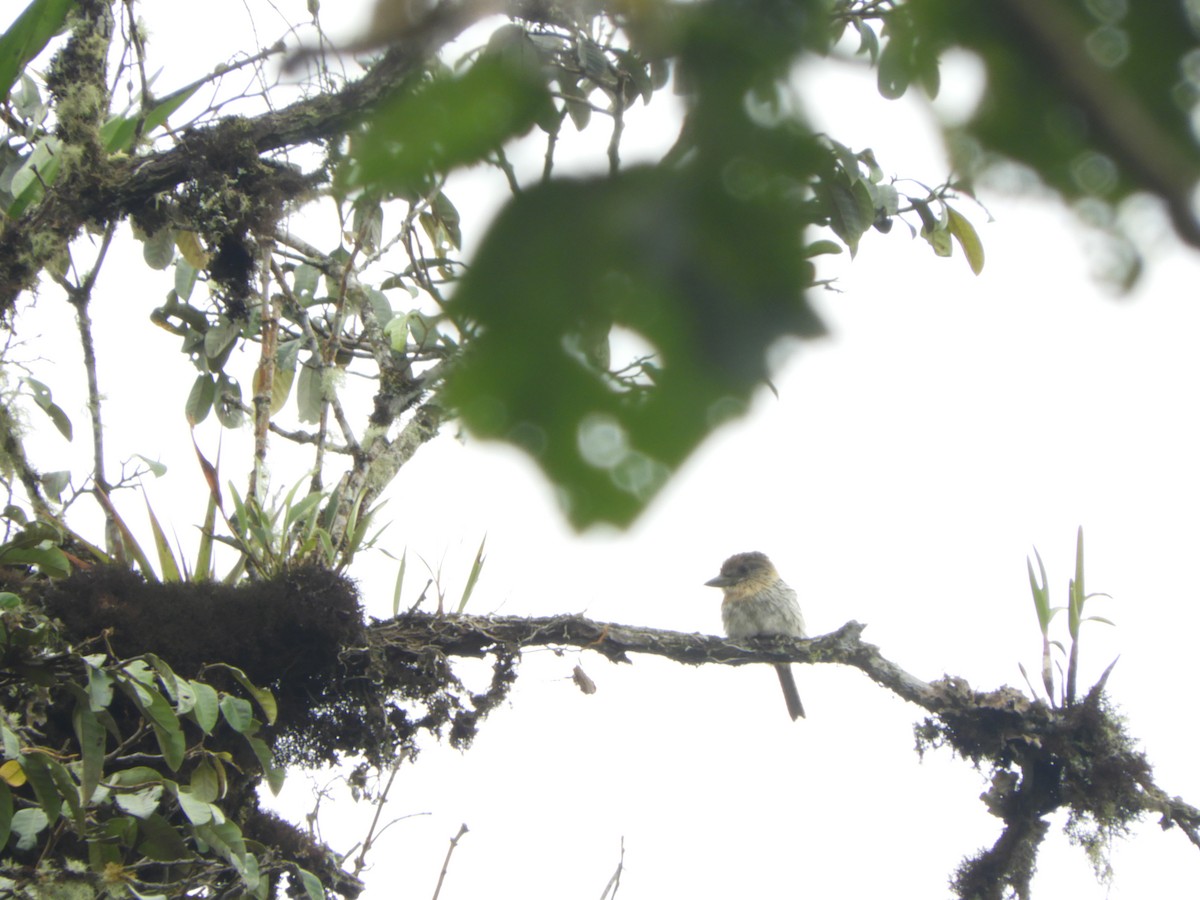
[775, 664, 805, 720]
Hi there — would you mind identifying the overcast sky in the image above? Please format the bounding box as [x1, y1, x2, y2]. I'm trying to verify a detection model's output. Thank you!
[9, 1, 1200, 897]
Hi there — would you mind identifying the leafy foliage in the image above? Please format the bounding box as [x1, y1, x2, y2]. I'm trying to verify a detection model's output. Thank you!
[0, 0, 1198, 894]
[0, 589, 335, 898]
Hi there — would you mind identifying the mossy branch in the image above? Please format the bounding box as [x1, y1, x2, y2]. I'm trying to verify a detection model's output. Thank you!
[368, 611, 1200, 900]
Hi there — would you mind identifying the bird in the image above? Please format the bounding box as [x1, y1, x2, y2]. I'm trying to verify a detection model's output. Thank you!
[705, 551, 806, 720]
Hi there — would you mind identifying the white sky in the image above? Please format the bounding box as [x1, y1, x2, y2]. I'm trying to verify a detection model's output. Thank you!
[8, 1, 1200, 897]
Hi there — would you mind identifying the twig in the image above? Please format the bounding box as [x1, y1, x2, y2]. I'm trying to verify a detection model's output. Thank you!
[599, 836, 625, 900]
[351, 750, 407, 876]
[430, 823, 469, 900]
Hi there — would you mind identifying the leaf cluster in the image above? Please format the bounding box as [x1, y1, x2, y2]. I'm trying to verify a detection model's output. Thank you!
[0, 586, 342, 899]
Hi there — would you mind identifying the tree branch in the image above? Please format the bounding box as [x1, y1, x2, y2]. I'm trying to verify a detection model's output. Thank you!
[366, 610, 1200, 899]
[0, 0, 489, 314]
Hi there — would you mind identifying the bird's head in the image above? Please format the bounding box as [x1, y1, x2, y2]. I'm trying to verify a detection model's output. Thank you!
[705, 551, 780, 598]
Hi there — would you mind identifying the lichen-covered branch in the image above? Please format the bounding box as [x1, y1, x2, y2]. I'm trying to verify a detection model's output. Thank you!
[368, 611, 1200, 900]
[0, 1, 487, 313]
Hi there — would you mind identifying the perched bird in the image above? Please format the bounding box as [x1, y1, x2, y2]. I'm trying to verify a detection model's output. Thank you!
[705, 551, 806, 720]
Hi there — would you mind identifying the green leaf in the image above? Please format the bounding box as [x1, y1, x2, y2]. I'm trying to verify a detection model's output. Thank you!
[392, 548, 407, 617]
[217, 663, 277, 725]
[44, 754, 82, 823]
[10, 807, 48, 850]
[877, 24, 912, 99]
[189, 680, 220, 734]
[176, 785, 216, 825]
[86, 660, 114, 710]
[296, 358, 324, 424]
[72, 701, 105, 805]
[143, 493, 182, 582]
[133, 454, 168, 478]
[110, 766, 166, 787]
[0, 781, 12, 850]
[247, 735, 285, 795]
[22, 377, 72, 440]
[910, 0, 1198, 270]
[339, 51, 551, 192]
[456, 534, 486, 613]
[18, 751, 62, 821]
[205, 315, 241, 362]
[119, 673, 185, 770]
[0, 0, 76, 103]
[104, 82, 202, 154]
[137, 811, 191, 861]
[803, 239, 843, 257]
[189, 760, 221, 804]
[186, 374, 216, 426]
[219, 695, 253, 733]
[7, 136, 60, 217]
[352, 196, 384, 252]
[0, 545, 71, 578]
[923, 222, 953, 257]
[852, 18, 879, 62]
[946, 205, 985, 275]
[142, 227, 176, 270]
[294, 867, 327, 900]
[215, 372, 244, 429]
[174, 257, 199, 300]
[0, 722, 20, 759]
[271, 340, 300, 414]
[824, 175, 875, 255]
[444, 167, 825, 527]
[93, 486, 159, 581]
[195, 819, 254, 883]
[115, 784, 164, 819]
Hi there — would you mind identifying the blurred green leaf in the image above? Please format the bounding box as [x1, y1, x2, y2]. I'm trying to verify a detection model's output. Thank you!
[912, 0, 1200, 263]
[823, 175, 875, 255]
[340, 51, 551, 192]
[444, 167, 825, 527]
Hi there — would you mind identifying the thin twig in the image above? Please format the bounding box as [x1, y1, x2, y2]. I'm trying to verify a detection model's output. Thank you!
[430, 824, 469, 900]
[599, 836, 625, 900]
[351, 751, 407, 876]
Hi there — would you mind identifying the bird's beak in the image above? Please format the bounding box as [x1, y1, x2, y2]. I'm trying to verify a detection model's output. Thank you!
[705, 574, 730, 587]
